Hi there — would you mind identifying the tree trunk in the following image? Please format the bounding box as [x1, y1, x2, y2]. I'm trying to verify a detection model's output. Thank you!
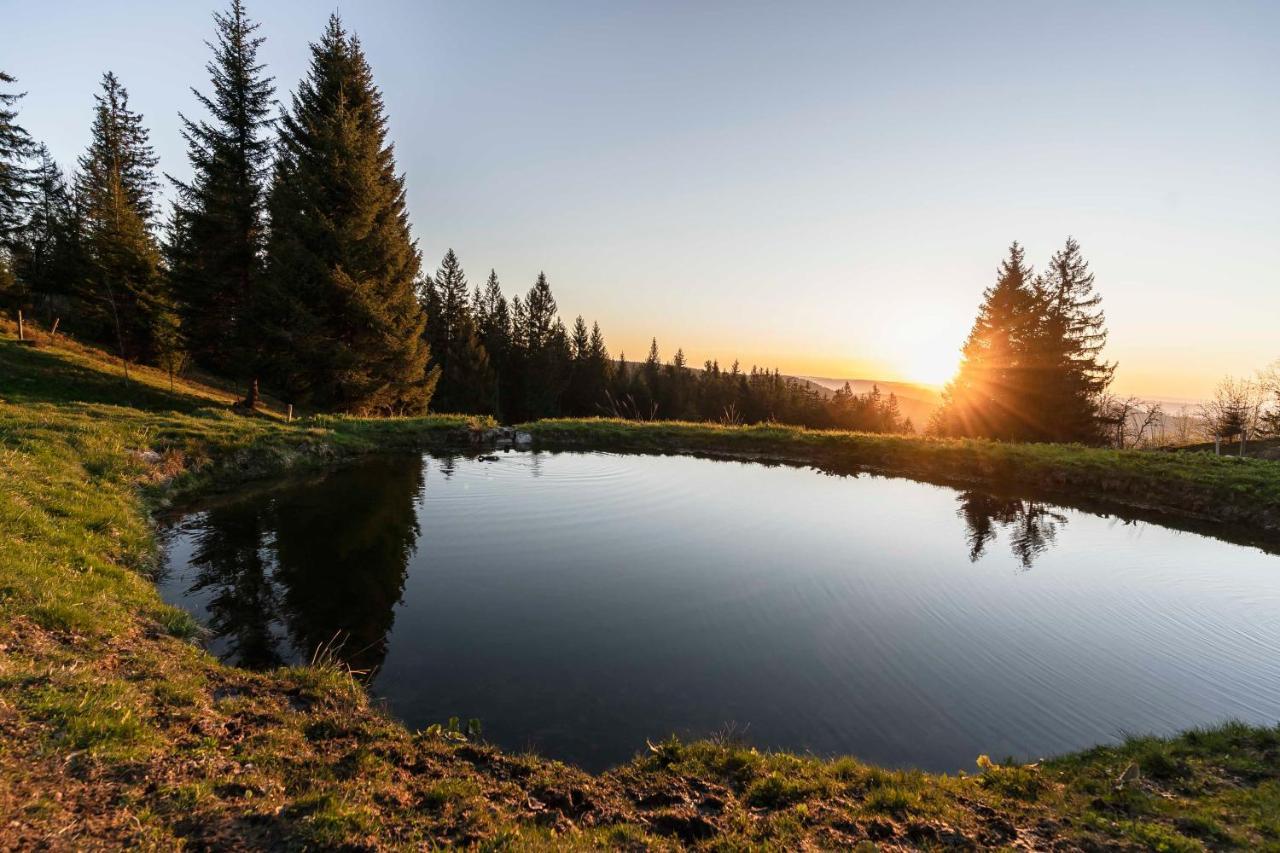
[241, 378, 259, 410]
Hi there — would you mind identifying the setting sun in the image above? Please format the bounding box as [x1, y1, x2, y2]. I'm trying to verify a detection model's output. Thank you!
[877, 316, 963, 388]
[901, 342, 960, 388]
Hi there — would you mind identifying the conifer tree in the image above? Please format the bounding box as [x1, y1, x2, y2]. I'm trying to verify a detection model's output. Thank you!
[0, 71, 33, 244]
[473, 269, 512, 417]
[1033, 237, 1114, 443]
[522, 272, 559, 350]
[588, 321, 609, 363]
[420, 274, 443, 355]
[564, 315, 596, 415]
[74, 72, 172, 363]
[436, 249, 470, 342]
[9, 145, 74, 313]
[264, 15, 435, 413]
[931, 243, 1042, 440]
[585, 321, 613, 413]
[663, 347, 692, 418]
[473, 269, 510, 361]
[570, 314, 590, 360]
[503, 294, 529, 419]
[0, 72, 34, 305]
[442, 312, 497, 413]
[168, 0, 274, 383]
[77, 73, 160, 224]
[516, 272, 569, 418]
[419, 249, 499, 413]
[880, 391, 904, 432]
[419, 248, 488, 410]
[643, 337, 661, 388]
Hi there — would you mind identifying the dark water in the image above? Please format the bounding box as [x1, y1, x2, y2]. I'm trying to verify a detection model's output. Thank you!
[157, 451, 1280, 772]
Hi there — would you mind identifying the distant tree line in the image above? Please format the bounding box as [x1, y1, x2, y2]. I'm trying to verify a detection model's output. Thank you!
[0, 2, 911, 432]
[420, 248, 913, 429]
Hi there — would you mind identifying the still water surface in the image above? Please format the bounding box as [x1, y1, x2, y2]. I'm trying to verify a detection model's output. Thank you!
[158, 451, 1280, 772]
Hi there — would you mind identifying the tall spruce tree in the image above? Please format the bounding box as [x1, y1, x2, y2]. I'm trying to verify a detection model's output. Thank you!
[1033, 237, 1114, 443]
[169, 0, 274, 385]
[584, 321, 612, 413]
[74, 72, 172, 364]
[0, 71, 34, 304]
[77, 73, 160, 222]
[505, 294, 529, 419]
[473, 269, 512, 416]
[265, 15, 435, 414]
[473, 269, 510, 362]
[642, 337, 661, 392]
[931, 243, 1042, 440]
[516, 272, 569, 419]
[0, 71, 33, 243]
[564, 315, 594, 415]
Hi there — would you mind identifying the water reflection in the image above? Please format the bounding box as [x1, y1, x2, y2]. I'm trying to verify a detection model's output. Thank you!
[158, 451, 1280, 772]
[956, 491, 1069, 569]
[185, 504, 284, 668]
[171, 455, 423, 673]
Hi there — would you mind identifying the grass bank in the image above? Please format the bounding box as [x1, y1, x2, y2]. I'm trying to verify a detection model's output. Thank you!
[523, 418, 1280, 545]
[3, 325, 1280, 850]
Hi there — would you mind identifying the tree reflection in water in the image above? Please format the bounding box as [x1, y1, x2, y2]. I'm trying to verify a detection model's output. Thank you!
[181, 455, 425, 673]
[956, 491, 1068, 569]
[186, 505, 286, 669]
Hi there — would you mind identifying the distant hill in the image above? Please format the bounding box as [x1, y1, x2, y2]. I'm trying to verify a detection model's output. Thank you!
[795, 375, 943, 428]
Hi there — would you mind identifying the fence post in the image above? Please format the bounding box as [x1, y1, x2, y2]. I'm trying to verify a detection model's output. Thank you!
[287, 404, 293, 423]
[17, 310, 23, 342]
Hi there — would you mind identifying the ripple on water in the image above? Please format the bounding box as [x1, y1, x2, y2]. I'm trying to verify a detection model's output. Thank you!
[155, 450, 1280, 772]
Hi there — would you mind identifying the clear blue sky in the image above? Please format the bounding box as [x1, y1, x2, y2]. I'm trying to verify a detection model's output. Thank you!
[4, 1, 1278, 398]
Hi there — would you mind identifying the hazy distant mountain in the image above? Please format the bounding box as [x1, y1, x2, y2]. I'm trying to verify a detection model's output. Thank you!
[795, 376, 943, 428]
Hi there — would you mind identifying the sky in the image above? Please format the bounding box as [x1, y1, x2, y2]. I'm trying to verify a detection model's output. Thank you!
[3, 0, 1278, 400]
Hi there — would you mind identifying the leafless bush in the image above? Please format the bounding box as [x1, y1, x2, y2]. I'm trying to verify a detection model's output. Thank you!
[1199, 376, 1265, 454]
[1098, 395, 1163, 449]
[1200, 377, 1262, 439]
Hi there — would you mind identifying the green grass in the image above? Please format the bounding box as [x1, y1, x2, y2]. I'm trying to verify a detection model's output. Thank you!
[3, 321, 1280, 849]
[521, 418, 1280, 544]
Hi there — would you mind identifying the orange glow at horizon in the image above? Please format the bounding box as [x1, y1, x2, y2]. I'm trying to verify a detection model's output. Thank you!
[896, 343, 961, 389]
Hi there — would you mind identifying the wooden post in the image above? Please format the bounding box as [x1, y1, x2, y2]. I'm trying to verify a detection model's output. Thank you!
[16, 310, 23, 342]
[287, 404, 293, 423]
[49, 317, 59, 343]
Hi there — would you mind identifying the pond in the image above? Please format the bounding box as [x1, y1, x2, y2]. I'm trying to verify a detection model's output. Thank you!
[157, 451, 1280, 772]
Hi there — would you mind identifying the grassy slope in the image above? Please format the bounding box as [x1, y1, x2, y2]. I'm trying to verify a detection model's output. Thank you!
[2, 326, 1280, 850]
